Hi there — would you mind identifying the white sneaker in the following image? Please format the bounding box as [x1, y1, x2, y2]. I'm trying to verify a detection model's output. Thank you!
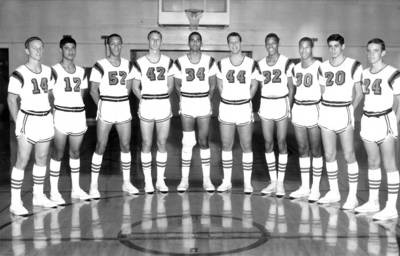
[308, 189, 320, 203]
[317, 190, 340, 204]
[88, 188, 101, 199]
[71, 188, 91, 201]
[144, 182, 155, 194]
[372, 206, 398, 221]
[261, 182, 276, 195]
[289, 186, 310, 199]
[217, 180, 232, 192]
[50, 192, 66, 206]
[354, 200, 380, 213]
[177, 179, 189, 193]
[122, 182, 139, 195]
[276, 182, 285, 198]
[155, 179, 169, 193]
[244, 184, 253, 194]
[203, 178, 215, 193]
[32, 194, 58, 208]
[341, 196, 358, 210]
[10, 202, 29, 216]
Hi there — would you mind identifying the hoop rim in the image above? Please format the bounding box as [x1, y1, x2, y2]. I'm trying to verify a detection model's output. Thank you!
[184, 8, 204, 14]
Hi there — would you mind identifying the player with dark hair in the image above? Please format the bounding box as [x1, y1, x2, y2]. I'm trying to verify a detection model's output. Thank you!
[317, 34, 363, 209]
[174, 32, 217, 192]
[355, 38, 400, 220]
[48, 35, 90, 204]
[8, 36, 57, 215]
[129, 30, 175, 193]
[88, 33, 139, 199]
[216, 32, 261, 193]
[258, 33, 295, 197]
[289, 37, 323, 200]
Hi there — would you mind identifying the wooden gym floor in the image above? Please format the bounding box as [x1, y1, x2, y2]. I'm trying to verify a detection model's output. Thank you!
[0, 117, 399, 255]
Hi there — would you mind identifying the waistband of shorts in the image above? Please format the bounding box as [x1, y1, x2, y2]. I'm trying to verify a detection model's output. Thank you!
[221, 98, 250, 105]
[294, 99, 320, 105]
[21, 109, 51, 116]
[321, 99, 352, 107]
[363, 108, 392, 117]
[261, 94, 288, 100]
[141, 93, 169, 100]
[181, 92, 209, 98]
[100, 95, 129, 102]
[54, 105, 85, 112]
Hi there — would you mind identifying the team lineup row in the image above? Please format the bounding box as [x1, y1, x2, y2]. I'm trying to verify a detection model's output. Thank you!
[7, 31, 400, 221]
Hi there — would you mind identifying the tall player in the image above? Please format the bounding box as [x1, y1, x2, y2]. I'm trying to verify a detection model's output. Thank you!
[354, 38, 400, 220]
[48, 35, 90, 204]
[174, 32, 217, 192]
[289, 37, 323, 201]
[317, 34, 363, 210]
[8, 37, 58, 215]
[258, 33, 294, 197]
[89, 33, 138, 199]
[216, 32, 261, 194]
[129, 30, 175, 193]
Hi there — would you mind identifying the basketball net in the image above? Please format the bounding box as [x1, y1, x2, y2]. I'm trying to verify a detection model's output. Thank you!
[185, 9, 204, 30]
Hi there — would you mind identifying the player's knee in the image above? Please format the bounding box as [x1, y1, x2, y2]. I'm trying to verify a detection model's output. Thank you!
[368, 159, 380, 170]
[35, 154, 48, 166]
[52, 150, 64, 161]
[120, 143, 130, 153]
[324, 151, 336, 162]
[264, 141, 274, 152]
[343, 150, 356, 163]
[69, 149, 80, 159]
[15, 157, 29, 170]
[95, 143, 107, 155]
[298, 145, 309, 158]
[157, 140, 167, 152]
[277, 140, 287, 153]
[198, 138, 209, 149]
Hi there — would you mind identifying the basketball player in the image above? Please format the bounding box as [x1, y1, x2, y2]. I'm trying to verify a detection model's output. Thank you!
[129, 30, 175, 193]
[48, 36, 91, 204]
[317, 34, 363, 210]
[89, 33, 138, 199]
[354, 38, 400, 220]
[174, 32, 217, 192]
[216, 32, 261, 194]
[258, 33, 294, 197]
[8, 36, 58, 215]
[289, 37, 323, 201]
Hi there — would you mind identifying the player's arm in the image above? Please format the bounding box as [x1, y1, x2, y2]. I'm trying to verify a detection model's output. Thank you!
[7, 93, 19, 122]
[393, 95, 400, 121]
[287, 77, 295, 107]
[89, 81, 100, 106]
[167, 75, 175, 96]
[131, 79, 142, 99]
[209, 75, 216, 101]
[250, 79, 259, 99]
[174, 77, 182, 100]
[352, 81, 363, 109]
[48, 89, 55, 112]
[217, 78, 223, 96]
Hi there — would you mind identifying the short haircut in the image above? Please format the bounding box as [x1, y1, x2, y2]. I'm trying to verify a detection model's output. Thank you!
[367, 38, 386, 51]
[147, 30, 162, 41]
[107, 33, 123, 45]
[188, 31, 202, 43]
[299, 37, 314, 48]
[265, 33, 280, 44]
[327, 34, 345, 45]
[59, 35, 76, 48]
[25, 36, 43, 49]
[227, 32, 241, 43]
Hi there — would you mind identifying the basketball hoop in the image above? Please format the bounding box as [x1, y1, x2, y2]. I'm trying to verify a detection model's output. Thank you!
[185, 8, 204, 30]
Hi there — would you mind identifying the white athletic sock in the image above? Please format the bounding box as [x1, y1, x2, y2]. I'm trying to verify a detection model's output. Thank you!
[69, 158, 80, 191]
[243, 152, 253, 187]
[10, 167, 24, 204]
[181, 150, 192, 180]
[222, 151, 232, 183]
[141, 152, 152, 184]
[347, 162, 359, 198]
[91, 153, 103, 189]
[200, 148, 211, 179]
[326, 161, 339, 193]
[368, 168, 381, 202]
[32, 164, 47, 195]
[156, 151, 168, 182]
[277, 153, 288, 182]
[121, 152, 131, 183]
[311, 157, 323, 189]
[49, 159, 61, 193]
[299, 157, 310, 189]
[387, 171, 399, 208]
[265, 152, 276, 182]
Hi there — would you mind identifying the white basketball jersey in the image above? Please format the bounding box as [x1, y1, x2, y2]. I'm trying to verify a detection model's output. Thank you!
[258, 54, 294, 98]
[216, 56, 262, 101]
[90, 58, 132, 97]
[129, 55, 174, 96]
[52, 63, 88, 108]
[292, 60, 322, 102]
[8, 64, 54, 112]
[319, 57, 362, 104]
[362, 65, 400, 112]
[174, 54, 218, 94]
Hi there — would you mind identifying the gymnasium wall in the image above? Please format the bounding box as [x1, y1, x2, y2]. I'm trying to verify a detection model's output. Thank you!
[1, 0, 400, 70]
